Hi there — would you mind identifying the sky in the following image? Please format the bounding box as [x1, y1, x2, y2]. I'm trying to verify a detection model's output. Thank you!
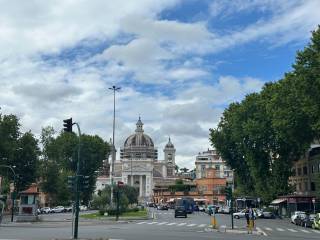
[0, 0, 319, 169]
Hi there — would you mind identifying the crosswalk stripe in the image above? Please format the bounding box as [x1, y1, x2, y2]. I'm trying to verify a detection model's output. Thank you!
[288, 229, 298, 232]
[147, 222, 158, 224]
[167, 222, 177, 226]
[312, 229, 320, 233]
[276, 228, 285, 231]
[198, 224, 207, 227]
[177, 223, 187, 226]
[187, 223, 196, 227]
[157, 222, 168, 225]
[265, 227, 272, 231]
[136, 222, 146, 224]
[300, 229, 310, 233]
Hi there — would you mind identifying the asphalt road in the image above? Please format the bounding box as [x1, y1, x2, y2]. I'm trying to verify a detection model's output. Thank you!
[0, 208, 319, 240]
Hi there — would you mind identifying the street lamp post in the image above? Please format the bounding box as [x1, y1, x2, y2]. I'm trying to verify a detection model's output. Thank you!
[108, 85, 121, 205]
[0, 164, 16, 222]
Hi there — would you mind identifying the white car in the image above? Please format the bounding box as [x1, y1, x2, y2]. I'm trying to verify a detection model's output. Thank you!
[233, 209, 257, 219]
[40, 207, 52, 214]
[52, 206, 65, 213]
[79, 205, 88, 211]
[291, 211, 306, 224]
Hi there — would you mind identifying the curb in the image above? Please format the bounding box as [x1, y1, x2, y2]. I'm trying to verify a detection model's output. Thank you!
[204, 226, 267, 236]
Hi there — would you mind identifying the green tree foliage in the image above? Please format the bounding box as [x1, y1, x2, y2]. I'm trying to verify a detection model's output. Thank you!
[0, 114, 39, 192]
[210, 26, 320, 202]
[39, 128, 109, 205]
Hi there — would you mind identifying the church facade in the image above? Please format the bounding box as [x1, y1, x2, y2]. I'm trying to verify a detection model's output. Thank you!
[110, 117, 176, 201]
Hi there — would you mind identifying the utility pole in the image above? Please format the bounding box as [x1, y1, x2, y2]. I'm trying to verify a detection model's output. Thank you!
[63, 118, 81, 239]
[108, 86, 120, 205]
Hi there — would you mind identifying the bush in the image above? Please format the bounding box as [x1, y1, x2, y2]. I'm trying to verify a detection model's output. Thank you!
[98, 209, 105, 216]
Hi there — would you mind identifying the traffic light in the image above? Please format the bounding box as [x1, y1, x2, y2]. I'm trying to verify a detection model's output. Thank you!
[225, 186, 233, 200]
[63, 118, 73, 132]
[81, 175, 90, 190]
[67, 176, 76, 191]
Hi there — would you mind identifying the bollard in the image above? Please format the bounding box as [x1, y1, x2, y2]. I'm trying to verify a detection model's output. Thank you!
[211, 214, 218, 229]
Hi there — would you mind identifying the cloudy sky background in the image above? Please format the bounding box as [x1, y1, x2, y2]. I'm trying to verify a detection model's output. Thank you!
[0, 0, 319, 169]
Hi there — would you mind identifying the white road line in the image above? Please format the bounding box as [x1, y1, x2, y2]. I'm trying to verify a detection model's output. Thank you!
[300, 229, 310, 233]
[187, 223, 196, 227]
[177, 223, 187, 226]
[167, 222, 177, 226]
[198, 224, 207, 227]
[312, 229, 320, 234]
[287, 229, 298, 232]
[136, 222, 146, 224]
[147, 222, 158, 225]
[276, 228, 285, 232]
[157, 222, 168, 225]
[265, 227, 273, 231]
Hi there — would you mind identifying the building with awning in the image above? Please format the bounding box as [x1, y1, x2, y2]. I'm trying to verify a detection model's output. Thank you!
[270, 195, 315, 217]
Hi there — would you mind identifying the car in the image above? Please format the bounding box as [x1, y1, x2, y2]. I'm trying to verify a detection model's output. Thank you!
[233, 209, 257, 219]
[40, 207, 53, 214]
[291, 211, 306, 224]
[64, 206, 73, 212]
[312, 213, 320, 229]
[219, 206, 231, 214]
[157, 204, 168, 210]
[174, 205, 187, 218]
[300, 214, 315, 228]
[147, 202, 155, 207]
[198, 205, 206, 212]
[259, 209, 275, 219]
[79, 205, 88, 211]
[52, 206, 65, 213]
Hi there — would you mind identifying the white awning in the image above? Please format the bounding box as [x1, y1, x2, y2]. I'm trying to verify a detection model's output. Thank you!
[271, 199, 286, 204]
[194, 198, 207, 202]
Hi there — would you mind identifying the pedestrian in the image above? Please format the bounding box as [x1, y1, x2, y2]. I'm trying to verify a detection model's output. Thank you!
[245, 207, 249, 227]
[249, 206, 255, 228]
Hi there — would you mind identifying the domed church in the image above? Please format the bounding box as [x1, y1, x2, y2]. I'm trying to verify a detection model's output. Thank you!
[112, 117, 176, 201]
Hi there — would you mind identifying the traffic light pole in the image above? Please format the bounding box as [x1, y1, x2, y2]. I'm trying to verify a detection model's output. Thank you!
[231, 197, 234, 229]
[73, 122, 81, 239]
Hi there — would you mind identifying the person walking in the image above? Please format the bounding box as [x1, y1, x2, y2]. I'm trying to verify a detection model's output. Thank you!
[245, 207, 249, 227]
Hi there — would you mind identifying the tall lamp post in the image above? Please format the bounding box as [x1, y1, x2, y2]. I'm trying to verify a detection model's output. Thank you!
[0, 163, 16, 222]
[108, 85, 121, 205]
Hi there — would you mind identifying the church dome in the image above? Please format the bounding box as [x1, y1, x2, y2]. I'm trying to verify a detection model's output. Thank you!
[124, 117, 154, 147]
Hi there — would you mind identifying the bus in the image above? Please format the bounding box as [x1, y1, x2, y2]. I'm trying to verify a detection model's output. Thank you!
[175, 197, 195, 214]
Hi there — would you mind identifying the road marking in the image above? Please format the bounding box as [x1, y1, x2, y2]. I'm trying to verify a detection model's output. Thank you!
[287, 229, 298, 232]
[177, 223, 187, 226]
[157, 222, 168, 225]
[136, 222, 146, 224]
[198, 224, 207, 227]
[265, 227, 273, 231]
[187, 223, 196, 227]
[147, 222, 158, 225]
[167, 222, 177, 226]
[311, 229, 320, 233]
[300, 229, 310, 233]
[276, 228, 285, 232]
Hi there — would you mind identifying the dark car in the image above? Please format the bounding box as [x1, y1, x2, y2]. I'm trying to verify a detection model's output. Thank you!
[175, 205, 187, 218]
[157, 204, 169, 210]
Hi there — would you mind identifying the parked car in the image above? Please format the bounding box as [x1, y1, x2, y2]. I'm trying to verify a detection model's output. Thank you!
[233, 209, 257, 219]
[40, 207, 53, 214]
[198, 205, 206, 212]
[79, 205, 88, 211]
[52, 206, 65, 213]
[291, 211, 306, 224]
[219, 206, 231, 214]
[147, 202, 155, 207]
[258, 208, 275, 219]
[174, 205, 187, 218]
[312, 213, 320, 229]
[157, 204, 168, 210]
[64, 206, 73, 212]
[300, 214, 315, 228]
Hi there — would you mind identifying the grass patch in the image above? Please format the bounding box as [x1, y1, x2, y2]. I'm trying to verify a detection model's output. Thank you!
[81, 209, 147, 219]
